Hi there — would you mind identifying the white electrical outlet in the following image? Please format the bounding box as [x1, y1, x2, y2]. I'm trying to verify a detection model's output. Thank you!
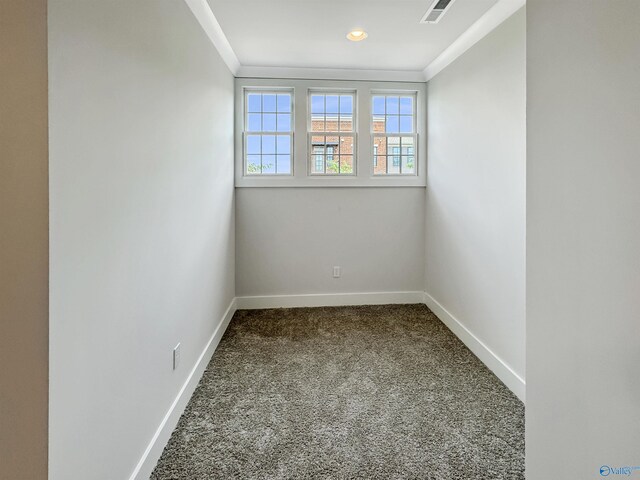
[333, 266, 341, 278]
[173, 343, 181, 370]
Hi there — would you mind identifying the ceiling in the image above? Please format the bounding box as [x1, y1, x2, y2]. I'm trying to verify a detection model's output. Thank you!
[206, 0, 500, 73]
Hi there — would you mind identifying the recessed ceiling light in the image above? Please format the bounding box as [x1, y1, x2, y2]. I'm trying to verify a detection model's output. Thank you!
[346, 30, 368, 42]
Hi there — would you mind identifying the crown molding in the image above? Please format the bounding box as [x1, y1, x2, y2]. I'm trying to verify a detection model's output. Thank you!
[236, 66, 426, 83]
[423, 0, 525, 81]
[183, 0, 240, 75]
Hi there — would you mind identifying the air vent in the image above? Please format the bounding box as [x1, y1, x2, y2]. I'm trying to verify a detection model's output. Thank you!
[420, 0, 457, 24]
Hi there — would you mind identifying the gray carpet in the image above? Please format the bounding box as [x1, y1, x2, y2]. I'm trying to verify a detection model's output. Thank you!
[151, 304, 524, 479]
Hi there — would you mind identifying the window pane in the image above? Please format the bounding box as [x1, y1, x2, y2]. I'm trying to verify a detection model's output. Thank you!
[277, 94, 291, 112]
[311, 95, 325, 114]
[326, 95, 339, 114]
[400, 96, 413, 114]
[372, 96, 385, 115]
[373, 137, 387, 175]
[399, 115, 413, 133]
[247, 114, 261, 132]
[326, 157, 338, 173]
[401, 137, 415, 174]
[276, 114, 291, 132]
[247, 155, 261, 174]
[339, 115, 353, 132]
[246, 135, 261, 154]
[311, 115, 325, 132]
[374, 156, 386, 174]
[340, 95, 353, 115]
[276, 155, 291, 174]
[386, 96, 399, 114]
[326, 135, 339, 148]
[262, 155, 276, 173]
[386, 137, 400, 155]
[339, 135, 354, 156]
[326, 136, 339, 173]
[276, 135, 290, 154]
[402, 155, 415, 174]
[262, 135, 276, 154]
[263, 94, 277, 112]
[373, 136, 387, 153]
[340, 155, 354, 174]
[326, 146, 335, 158]
[312, 145, 325, 174]
[263, 114, 276, 132]
[386, 116, 399, 133]
[324, 116, 339, 132]
[401, 136, 415, 150]
[247, 94, 261, 113]
[372, 115, 385, 133]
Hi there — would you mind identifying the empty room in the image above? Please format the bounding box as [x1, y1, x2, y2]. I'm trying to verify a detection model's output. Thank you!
[1, 0, 639, 479]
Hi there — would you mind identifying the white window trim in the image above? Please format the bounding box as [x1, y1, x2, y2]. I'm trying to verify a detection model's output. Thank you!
[307, 89, 357, 176]
[235, 78, 426, 188]
[242, 88, 294, 176]
[371, 91, 419, 177]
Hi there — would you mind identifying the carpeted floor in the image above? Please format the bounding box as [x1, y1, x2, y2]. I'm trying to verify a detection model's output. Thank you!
[151, 304, 524, 479]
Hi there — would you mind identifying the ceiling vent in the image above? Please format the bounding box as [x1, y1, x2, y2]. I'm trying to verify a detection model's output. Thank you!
[420, 0, 457, 24]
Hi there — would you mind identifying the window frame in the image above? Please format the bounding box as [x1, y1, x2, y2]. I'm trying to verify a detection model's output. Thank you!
[371, 91, 419, 176]
[307, 89, 357, 176]
[242, 88, 294, 177]
[234, 78, 426, 188]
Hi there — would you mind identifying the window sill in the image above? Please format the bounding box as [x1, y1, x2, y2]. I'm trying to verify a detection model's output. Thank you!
[235, 176, 427, 188]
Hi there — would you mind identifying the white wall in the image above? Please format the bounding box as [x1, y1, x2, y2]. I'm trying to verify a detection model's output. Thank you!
[527, 1, 640, 478]
[236, 188, 425, 297]
[425, 8, 526, 395]
[48, 1, 235, 479]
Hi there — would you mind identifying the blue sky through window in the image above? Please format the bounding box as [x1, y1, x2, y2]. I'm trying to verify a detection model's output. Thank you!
[310, 94, 353, 116]
[372, 95, 415, 134]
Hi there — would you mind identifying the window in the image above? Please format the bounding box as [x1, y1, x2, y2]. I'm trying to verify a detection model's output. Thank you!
[236, 79, 425, 187]
[309, 92, 356, 175]
[372, 94, 417, 175]
[244, 90, 293, 175]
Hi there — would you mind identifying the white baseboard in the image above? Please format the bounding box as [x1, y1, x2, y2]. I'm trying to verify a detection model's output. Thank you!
[128, 298, 237, 480]
[423, 292, 526, 402]
[236, 291, 425, 309]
